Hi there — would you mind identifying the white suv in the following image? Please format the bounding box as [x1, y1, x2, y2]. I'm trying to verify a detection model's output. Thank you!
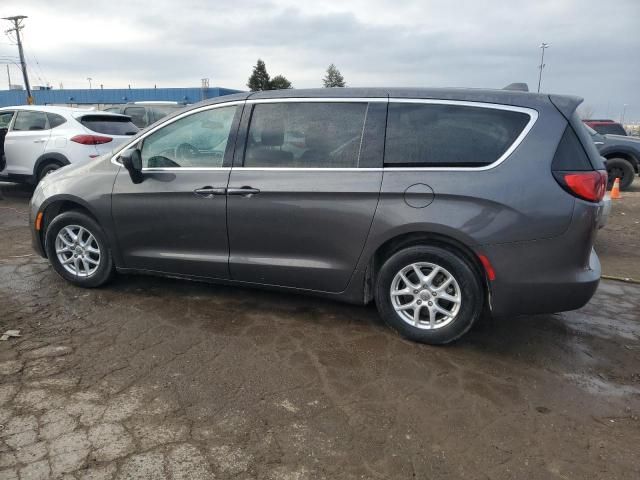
[0, 106, 139, 183]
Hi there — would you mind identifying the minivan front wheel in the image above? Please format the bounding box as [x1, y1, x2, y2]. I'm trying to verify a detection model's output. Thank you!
[45, 211, 114, 288]
[375, 246, 483, 344]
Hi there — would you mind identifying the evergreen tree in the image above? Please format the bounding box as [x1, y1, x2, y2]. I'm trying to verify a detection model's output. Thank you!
[323, 64, 346, 88]
[269, 75, 293, 90]
[247, 59, 271, 91]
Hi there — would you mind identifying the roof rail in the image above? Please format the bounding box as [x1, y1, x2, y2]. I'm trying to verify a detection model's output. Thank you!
[503, 83, 529, 92]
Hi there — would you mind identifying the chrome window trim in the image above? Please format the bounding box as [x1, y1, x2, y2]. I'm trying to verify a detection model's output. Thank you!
[246, 97, 387, 104]
[233, 167, 383, 172]
[109, 97, 538, 173]
[109, 100, 245, 169]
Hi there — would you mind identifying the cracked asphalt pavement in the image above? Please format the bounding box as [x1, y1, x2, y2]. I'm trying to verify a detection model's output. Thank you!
[1, 182, 639, 479]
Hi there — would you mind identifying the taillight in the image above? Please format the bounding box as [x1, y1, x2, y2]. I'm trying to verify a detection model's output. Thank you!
[70, 134, 113, 145]
[555, 170, 607, 202]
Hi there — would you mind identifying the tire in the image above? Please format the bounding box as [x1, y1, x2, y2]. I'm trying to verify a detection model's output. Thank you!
[606, 158, 635, 191]
[375, 246, 483, 345]
[44, 211, 114, 288]
[37, 162, 62, 181]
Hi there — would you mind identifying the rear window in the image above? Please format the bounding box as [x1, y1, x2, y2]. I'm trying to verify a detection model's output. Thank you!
[384, 103, 531, 167]
[593, 123, 627, 136]
[79, 115, 139, 136]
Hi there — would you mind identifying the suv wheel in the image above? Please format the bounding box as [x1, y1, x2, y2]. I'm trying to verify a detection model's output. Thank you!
[44, 211, 114, 288]
[37, 162, 62, 181]
[606, 158, 635, 190]
[375, 246, 483, 344]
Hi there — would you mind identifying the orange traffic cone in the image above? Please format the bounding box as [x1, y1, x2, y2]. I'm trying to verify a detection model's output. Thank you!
[611, 177, 621, 200]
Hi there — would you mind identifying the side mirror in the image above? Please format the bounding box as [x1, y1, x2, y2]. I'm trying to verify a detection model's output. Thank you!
[120, 148, 143, 184]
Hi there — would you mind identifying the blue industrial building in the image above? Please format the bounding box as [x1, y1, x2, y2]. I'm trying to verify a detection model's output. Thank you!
[0, 86, 243, 107]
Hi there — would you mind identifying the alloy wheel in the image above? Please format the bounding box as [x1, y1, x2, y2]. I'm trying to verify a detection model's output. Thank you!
[390, 262, 462, 330]
[54, 225, 101, 277]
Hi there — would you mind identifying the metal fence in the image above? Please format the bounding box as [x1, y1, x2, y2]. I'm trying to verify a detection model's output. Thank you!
[0, 86, 243, 107]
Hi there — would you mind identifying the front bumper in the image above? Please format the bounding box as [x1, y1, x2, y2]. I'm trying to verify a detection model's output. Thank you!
[29, 185, 47, 258]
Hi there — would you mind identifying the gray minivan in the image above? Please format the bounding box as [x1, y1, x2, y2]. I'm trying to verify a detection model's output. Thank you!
[29, 88, 607, 344]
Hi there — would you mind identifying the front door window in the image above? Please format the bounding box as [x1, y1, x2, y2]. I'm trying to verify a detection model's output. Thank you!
[140, 106, 237, 169]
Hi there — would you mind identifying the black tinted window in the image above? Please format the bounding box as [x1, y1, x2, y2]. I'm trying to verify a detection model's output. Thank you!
[384, 103, 530, 167]
[47, 113, 66, 128]
[13, 111, 48, 131]
[80, 115, 139, 136]
[594, 124, 627, 136]
[245, 102, 368, 168]
[149, 106, 180, 122]
[124, 107, 148, 128]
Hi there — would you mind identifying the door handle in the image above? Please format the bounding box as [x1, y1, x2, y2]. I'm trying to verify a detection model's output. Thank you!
[33, 139, 46, 144]
[227, 186, 260, 197]
[194, 186, 226, 198]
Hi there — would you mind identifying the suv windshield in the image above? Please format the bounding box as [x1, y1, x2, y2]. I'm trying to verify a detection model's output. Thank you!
[79, 115, 139, 136]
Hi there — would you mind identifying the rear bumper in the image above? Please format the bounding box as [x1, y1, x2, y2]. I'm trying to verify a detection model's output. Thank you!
[485, 245, 600, 317]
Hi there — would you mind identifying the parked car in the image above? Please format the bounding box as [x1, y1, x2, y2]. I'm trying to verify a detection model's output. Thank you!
[583, 119, 627, 136]
[30, 88, 607, 345]
[0, 106, 138, 183]
[584, 124, 639, 190]
[103, 102, 183, 129]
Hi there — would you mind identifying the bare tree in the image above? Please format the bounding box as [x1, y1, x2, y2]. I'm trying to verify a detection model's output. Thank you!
[578, 105, 595, 119]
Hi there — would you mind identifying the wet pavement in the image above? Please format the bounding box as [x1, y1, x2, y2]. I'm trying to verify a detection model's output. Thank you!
[1, 182, 639, 479]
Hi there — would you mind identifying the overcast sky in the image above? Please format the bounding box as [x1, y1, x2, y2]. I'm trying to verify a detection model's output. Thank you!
[2, 0, 639, 121]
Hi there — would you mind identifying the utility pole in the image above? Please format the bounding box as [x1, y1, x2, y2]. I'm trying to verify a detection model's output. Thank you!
[537, 42, 550, 93]
[6, 64, 10, 89]
[621, 104, 628, 125]
[3, 15, 33, 104]
[87, 77, 92, 89]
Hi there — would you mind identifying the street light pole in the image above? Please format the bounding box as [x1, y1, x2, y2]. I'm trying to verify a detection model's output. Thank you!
[621, 104, 628, 125]
[3, 15, 33, 104]
[87, 77, 92, 89]
[537, 42, 550, 93]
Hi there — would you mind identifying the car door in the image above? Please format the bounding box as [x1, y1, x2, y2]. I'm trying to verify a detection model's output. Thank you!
[227, 99, 386, 292]
[111, 102, 243, 279]
[4, 110, 51, 176]
[0, 110, 15, 171]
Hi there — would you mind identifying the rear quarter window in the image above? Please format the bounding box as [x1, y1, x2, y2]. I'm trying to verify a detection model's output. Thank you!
[47, 113, 66, 129]
[384, 103, 531, 167]
[79, 115, 139, 136]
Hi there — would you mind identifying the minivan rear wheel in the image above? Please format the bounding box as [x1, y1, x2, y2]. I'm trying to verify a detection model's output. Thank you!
[375, 246, 483, 344]
[45, 211, 114, 288]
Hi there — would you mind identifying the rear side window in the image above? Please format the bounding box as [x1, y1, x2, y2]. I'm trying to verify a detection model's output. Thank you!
[13, 111, 48, 131]
[79, 115, 139, 136]
[552, 126, 593, 171]
[47, 113, 66, 129]
[244, 102, 368, 168]
[124, 107, 148, 128]
[384, 103, 531, 167]
[593, 123, 627, 136]
[149, 106, 180, 122]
